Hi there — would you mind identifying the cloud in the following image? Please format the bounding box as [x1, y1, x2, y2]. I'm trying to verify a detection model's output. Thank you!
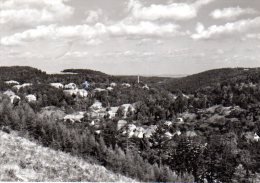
[127, 0, 214, 21]
[64, 51, 89, 58]
[191, 17, 260, 40]
[0, 24, 105, 46]
[195, 22, 205, 33]
[246, 33, 260, 40]
[0, 0, 74, 26]
[85, 9, 103, 24]
[1, 21, 180, 46]
[108, 21, 180, 37]
[210, 7, 258, 20]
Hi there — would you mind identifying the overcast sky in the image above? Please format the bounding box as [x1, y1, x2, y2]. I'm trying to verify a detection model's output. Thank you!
[0, 0, 260, 75]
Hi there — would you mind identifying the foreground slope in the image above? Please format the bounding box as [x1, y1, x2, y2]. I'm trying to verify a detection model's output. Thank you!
[0, 131, 135, 182]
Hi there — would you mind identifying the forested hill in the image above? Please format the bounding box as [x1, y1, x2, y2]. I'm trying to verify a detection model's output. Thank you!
[62, 69, 108, 76]
[159, 67, 260, 93]
[0, 66, 47, 83]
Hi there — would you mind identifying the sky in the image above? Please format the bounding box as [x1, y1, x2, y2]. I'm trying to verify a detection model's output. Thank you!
[0, 0, 260, 75]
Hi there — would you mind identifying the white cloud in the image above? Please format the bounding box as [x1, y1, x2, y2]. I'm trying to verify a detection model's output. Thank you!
[64, 51, 89, 58]
[210, 7, 258, 20]
[0, 0, 74, 26]
[191, 17, 260, 40]
[0, 24, 107, 46]
[246, 33, 260, 40]
[108, 21, 180, 37]
[195, 22, 205, 33]
[127, 0, 214, 21]
[85, 9, 103, 24]
[1, 21, 181, 46]
[210, 7, 257, 20]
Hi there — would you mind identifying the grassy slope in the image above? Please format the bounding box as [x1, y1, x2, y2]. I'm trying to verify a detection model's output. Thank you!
[0, 130, 135, 182]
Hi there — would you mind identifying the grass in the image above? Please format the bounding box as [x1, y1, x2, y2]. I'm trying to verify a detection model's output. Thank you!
[0, 130, 135, 182]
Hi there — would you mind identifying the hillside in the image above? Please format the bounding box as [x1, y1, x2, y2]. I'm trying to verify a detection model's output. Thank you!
[62, 69, 108, 76]
[159, 67, 260, 93]
[0, 130, 135, 182]
[0, 66, 47, 83]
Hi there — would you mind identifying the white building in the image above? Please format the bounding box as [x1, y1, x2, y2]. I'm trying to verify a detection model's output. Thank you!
[13, 83, 32, 90]
[64, 89, 88, 98]
[107, 107, 119, 119]
[107, 87, 113, 91]
[25, 94, 37, 102]
[64, 112, 85, 123]
[254, 133, 259, 142]
[5, 80, 20, 85]
[64, 83, 77, 90]
[3, 90, 21, 104]
[122, 83, 131, 87]
[90, 101, 103, 111]
[117, 120, 128, 130]
[50, 83, 64, 89]
[110, 82, 117, 87]
[94, 88, 106, 92]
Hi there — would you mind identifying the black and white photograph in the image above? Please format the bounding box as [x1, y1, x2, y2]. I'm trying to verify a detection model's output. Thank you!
[0, 0, 260, 182]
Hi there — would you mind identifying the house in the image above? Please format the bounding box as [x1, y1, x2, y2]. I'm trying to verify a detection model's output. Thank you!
[117, 120, 128, 130]
[165, 132, 173, 139]
[64, 112, 85, 123]
[13, 83, 32, 90]
[25, 94, 37, 102]
[5, 80, 20, 85]
[121, 104, 135, 118]
[254, 133, 260, 142]
[186, 131, 197, 137]
[134, 127, 145, 138]
[125, 124, 137, 138]
[174, 130, 181, 136]
[165, 130, 182, 138]
[77, 89, 88, 98]
[95, 130, 101, 134]
[122, 83, 131, 87]
[123, 124, 157, 139]
[3, 90, 21, 104]
[107, 107, 119, 119]
[144, 125, 157, 138]
[110, 82, 117, 87]
[10, 95, 21, 104]
[90, 101, 103, 111]
[64, 89, 78, 97]
[3, 90, 15, 97]
[64, 83, 77, 90]
[64, 89, 88, 98]
[50, 83, 64, 89]
[182, 94, 190, 99]
[142, 84, 149, 90]
[176, 118, 184, 124]
[94, 88, 106, 92]
[107, 87, 113, 91]
[164, 121, 172, 126]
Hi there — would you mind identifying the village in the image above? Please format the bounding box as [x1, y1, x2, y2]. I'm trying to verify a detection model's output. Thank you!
[2, 78, 259, 144]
